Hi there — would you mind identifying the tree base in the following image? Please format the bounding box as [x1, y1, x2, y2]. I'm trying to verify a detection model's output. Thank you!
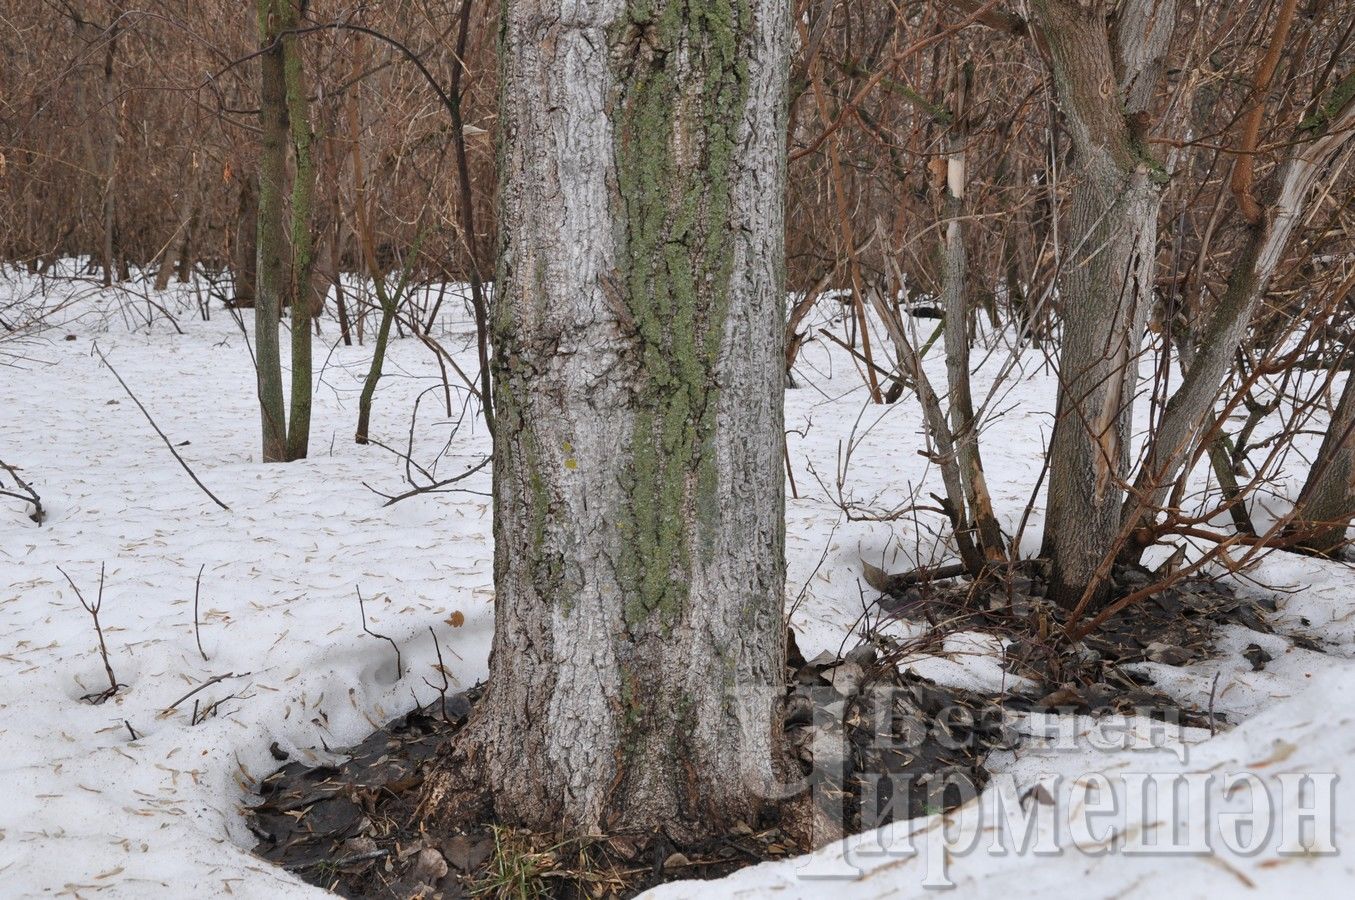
[247, 630, 1010, 898]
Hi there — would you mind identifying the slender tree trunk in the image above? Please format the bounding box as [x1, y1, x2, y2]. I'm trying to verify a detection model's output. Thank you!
[423, 0, 790, 840]
[313, 104, 347, 340]
[331, 220, 352, 346]
[808, 49, 882, 403]
[176, 204, 199, 284]
[1206, 422, 1256, 537]
[155, 239, 179, 292]
[446, 0, 494, 436]
[1288, 373, 1355, 554]
[355, 281, 396, 445]
[254, 0, 290, 462]
[283, 8, 316, 461]
[1121, 92, 1355, 560]
[233, 174, 259, 307]
[1034, 0, 1174, 609]
[785, 271, 830, 380]
[940, 60, 1003, 564]
[156, 160, 199, 291]
[99, 24, 120, 287]
[348, 47, 387, 447]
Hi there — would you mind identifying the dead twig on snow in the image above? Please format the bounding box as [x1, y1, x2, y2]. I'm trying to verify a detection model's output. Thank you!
[193, 563, 208, 661]
[424, 626, 452, 724]
[0, 457, 44, 524]
[92, 342, 230, 511]
[358, 587, 402, 678]
[163, 671, 249, 714]
[57, 564, 120, 703]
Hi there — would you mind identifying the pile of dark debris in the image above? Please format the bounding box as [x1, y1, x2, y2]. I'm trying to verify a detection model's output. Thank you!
[871, 562, 1321, 721]
[247, 566, 1317, 899]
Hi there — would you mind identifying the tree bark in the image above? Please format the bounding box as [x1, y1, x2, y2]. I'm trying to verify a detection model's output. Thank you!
[1288, 372, 1355, 554]
[424, 0, 790, 841]
[1034, 0, 1174, 609]
[254, 0, 290, 463]
[283, 6, 316, 461]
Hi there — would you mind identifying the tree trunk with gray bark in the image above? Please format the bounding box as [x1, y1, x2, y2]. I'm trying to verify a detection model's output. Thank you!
[253, 0, 315, 463]
[1034, 0, 1174, 609]
[254, 0, 290, 463]
[422, 0, 790, 841]
[1288, 373, 1355, 554]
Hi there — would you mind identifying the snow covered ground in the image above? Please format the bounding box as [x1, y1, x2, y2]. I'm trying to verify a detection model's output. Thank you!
[1, 273, 1351, 897]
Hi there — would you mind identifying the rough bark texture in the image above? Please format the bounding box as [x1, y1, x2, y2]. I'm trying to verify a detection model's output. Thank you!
[1035, 0, 1174, 609]
[427, 0, 790, 840]
[1289, 372, 1355, 554]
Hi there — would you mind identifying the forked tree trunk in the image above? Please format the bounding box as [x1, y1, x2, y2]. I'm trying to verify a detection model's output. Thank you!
[423, 0, 790, 840]
[252, 0, 315, 463]
[1035, 0, 1174, 609]
[1288, 373, 1355, 554]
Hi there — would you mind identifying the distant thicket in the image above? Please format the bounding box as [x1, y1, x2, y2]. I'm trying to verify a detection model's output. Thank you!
[2, 0, 1344, 331]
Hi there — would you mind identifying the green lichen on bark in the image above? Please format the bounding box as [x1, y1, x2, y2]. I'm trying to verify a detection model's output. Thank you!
[493, 359, 566, 602]
[609, 0, 751, 630]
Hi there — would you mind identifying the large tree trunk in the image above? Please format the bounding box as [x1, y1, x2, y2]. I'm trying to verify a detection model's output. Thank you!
[425, 0, 790, 841]
[1288, 373, 1355, 554]
[1035, 0, 1174, 609]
